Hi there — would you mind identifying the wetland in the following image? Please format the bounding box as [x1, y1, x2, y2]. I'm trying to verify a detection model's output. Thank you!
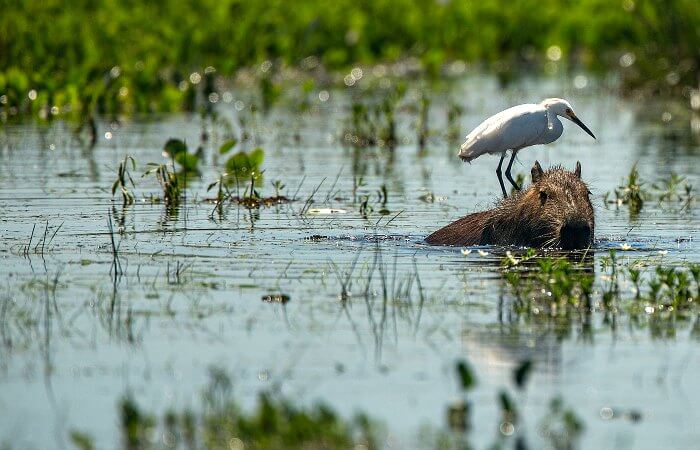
[1, 74, 699, 449]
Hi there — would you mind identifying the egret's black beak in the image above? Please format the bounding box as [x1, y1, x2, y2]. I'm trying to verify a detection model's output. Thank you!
[570, 115, 596, 139]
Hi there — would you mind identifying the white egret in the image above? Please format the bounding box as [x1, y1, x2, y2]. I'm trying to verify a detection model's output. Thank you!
[457, 98, 596, 198]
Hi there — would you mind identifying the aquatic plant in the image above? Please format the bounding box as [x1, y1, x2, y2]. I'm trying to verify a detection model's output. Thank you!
[72, 367, 381, 450]
[143, 163, 182, 207]
[604, 164, 646, 216]
[605, 167, 694, 215]
[162, 138, 201, 174]
[343, 83, 406, 150]
[111, 155, 136, 207]
[503, 251, 700, 339]
[206, 173, 230, 218]
[224, 147, 265, 187]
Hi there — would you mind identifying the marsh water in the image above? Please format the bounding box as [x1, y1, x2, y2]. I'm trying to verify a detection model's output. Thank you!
[1, 75, 699, 449]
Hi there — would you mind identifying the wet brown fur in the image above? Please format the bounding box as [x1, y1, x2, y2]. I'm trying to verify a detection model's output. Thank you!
[426, 162, 595, 249]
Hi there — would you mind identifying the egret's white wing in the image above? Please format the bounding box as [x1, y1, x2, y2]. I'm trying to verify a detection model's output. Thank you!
[458, 104, 548, 162]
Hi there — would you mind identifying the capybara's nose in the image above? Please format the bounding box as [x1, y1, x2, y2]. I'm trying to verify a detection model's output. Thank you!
[559, 221, 592, 249]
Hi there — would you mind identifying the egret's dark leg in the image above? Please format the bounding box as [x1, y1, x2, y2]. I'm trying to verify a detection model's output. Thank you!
[505, 150, 521, 191]
[496, 151, 508, 198]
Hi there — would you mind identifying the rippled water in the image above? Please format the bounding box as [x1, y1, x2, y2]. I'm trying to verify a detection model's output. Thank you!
[1, 76, 699, 449]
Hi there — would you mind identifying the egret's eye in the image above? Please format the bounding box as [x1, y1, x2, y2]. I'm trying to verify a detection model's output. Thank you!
[539, 190, 548, 204]
[565, 108, 572, 115]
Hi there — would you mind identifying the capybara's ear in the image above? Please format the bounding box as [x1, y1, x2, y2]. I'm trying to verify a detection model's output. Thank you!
[531, 161, 544, 183]
[574, 161, 582, 178]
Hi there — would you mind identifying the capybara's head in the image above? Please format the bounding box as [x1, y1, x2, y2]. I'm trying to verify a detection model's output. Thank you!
[515, 161, 594, 249]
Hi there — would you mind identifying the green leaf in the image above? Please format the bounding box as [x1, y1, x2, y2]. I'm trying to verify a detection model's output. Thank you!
[175, 152, 199, 172]
[248, 147, 265, 166]
[207, 181, 219, 192]
[219, 139, 238, 155]
[225, 151, 252, 175]
[163, 138, 187, 157]
[111, 179, 119, 195]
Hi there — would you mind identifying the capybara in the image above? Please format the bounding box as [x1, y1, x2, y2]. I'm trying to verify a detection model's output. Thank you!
[425, 161, 594, 249]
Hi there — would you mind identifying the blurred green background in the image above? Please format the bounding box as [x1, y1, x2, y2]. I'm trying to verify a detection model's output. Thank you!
[1, 0, 698, 119]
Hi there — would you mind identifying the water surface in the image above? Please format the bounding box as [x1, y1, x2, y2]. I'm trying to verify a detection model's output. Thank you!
[1, 76, 699, 449]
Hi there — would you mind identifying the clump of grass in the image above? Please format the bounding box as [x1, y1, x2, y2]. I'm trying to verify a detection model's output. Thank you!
[605, 167, 694, 216]
[343, 83, 406, 150]
[505, 256, 595, 313]
[144, 162, 182, 207]
[604, 164, 646, 216]
[111, 155, 136, 207]
[627, 264, 700, 313]
[503, 251, 700, 339]
[653, 172, 694, 210]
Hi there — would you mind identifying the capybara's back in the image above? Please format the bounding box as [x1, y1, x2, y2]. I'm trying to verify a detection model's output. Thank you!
[426, 161, 594, 249]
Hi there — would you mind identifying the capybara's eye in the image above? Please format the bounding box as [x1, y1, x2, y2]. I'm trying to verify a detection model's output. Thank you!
[539, 190, 548, 204]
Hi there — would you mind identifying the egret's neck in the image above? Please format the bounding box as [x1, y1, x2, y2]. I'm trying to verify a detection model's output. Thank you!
[543, 109, 564, 142]
[545, 109, 559, 130]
